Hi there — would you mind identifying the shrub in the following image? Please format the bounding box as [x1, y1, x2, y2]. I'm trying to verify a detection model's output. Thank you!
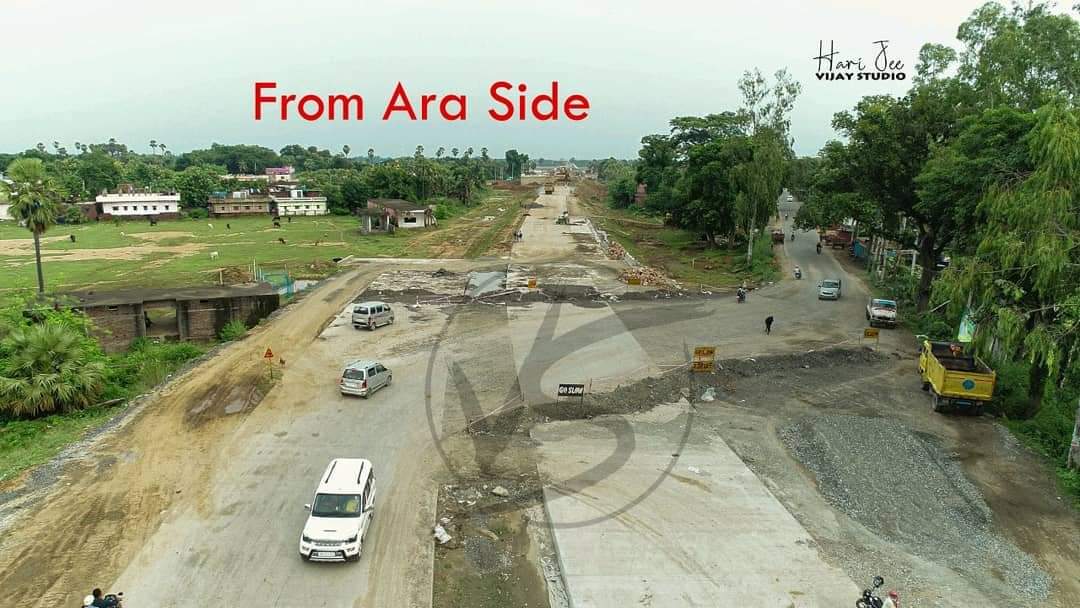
[0, 323, 106, 417]
[186, 208, 209, 220]
[62, 205, 88, 224]
[218, 320, 248, 342]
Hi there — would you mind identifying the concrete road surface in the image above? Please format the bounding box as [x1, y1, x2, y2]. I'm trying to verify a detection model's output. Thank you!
[535, 402, 859, 607]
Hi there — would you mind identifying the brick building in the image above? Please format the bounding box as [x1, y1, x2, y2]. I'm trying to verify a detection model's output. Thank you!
[209, 191, 275, 217]
[68, 284, 280, 352]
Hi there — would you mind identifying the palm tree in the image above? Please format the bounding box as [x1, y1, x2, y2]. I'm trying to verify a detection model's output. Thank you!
[464, 147, 473, 160]
[0, 323, 106, 418]
[1, 158, 61, 294]
[342, 144, 351, 157]
[367, 148, 375, 164]
[451, 147, 459, 158]
[35, 142, 46, 154]
[436, 147, 445, 160]
[158, 142, 167, 156]
[150, 139, 158, 155]
[415, 145, 424, 159]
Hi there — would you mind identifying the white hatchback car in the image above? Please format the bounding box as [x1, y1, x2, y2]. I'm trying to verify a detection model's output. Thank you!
[299, 458, 376, 562]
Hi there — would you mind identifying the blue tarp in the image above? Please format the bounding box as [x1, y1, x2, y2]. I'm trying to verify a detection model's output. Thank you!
[853, 240, 869, 260]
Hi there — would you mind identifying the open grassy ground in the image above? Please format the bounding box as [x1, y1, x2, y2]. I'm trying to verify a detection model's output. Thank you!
[0, 405, 123, 483]
[575, 181, 778, 287]
[0, 188, 531, 296]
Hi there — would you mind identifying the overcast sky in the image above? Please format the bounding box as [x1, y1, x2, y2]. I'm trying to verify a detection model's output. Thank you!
[1, 0, 1021, 159]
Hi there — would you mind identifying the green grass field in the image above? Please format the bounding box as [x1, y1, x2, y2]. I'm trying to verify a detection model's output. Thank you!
[0, 189, 529, 296]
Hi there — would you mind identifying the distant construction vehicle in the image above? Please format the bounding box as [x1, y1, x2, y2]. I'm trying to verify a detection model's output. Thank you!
[544, 183, 555, 194]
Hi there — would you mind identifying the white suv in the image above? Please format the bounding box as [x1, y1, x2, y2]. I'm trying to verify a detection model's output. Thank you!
[299, 458, 376, 562]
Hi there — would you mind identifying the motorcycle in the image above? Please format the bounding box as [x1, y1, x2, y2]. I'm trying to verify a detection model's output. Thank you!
[793, 266, 802, 280]
[83, 592, 124, 608]
[790, 232, 795, 241]
[816, 243, 822, 254]
[855, 576, 899, 608]
[736, 288, 746, 304]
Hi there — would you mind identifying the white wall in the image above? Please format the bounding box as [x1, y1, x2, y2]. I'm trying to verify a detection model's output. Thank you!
[275, 200, 328, 216]
[102, 201, 180, 216]
[0, 204, 12, 221]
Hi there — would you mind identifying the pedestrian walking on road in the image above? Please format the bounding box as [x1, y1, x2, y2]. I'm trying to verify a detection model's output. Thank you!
[765, 315, 774, 335]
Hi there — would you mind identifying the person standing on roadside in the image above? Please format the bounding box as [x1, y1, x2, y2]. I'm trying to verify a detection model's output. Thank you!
[765, 315, 774, 334]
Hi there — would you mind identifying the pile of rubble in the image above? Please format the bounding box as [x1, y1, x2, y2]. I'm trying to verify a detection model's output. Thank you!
[620, 266, 677, 287]
[607, 241, 627, 260]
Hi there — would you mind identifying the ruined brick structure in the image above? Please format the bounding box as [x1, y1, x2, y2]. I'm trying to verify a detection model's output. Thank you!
[68, 284, 280, 352]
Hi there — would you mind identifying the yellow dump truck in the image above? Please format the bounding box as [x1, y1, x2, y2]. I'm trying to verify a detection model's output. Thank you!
[918, 339, 996, 414]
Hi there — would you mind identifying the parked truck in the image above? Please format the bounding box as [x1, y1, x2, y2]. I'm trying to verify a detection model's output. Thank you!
[918, 338, 996, 415]
[544, 183, 555, 194]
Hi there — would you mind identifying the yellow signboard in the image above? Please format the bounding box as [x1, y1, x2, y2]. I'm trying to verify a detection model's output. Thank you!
[691, 360, 713, 372]
[863, 328, 880, 339]
[528, 277, 537, 289]
[691, 346, 716, 372]
[626, 276, 642, 285]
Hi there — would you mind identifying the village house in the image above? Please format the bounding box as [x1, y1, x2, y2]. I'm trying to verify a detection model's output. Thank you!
[359, 198, 436, 232]
[265, 166, 296, 182]
[270, 187, 328, 216]
[0, 177, 10, 221]
[93, 184, 181, 220]
[208, 190, 274, 217]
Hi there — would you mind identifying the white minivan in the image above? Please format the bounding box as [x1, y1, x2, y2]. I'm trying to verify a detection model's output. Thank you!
[299, 458, 376, 562]
[352, 301, 394, 330]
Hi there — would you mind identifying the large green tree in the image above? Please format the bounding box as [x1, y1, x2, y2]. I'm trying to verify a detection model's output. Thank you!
[1, 158, 62, 294]
[940, 101, 1079, 415]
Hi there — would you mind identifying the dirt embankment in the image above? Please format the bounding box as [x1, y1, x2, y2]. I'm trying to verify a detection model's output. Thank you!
[0, 268, 381, 608]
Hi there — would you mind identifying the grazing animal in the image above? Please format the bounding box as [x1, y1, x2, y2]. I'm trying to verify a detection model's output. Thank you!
[287, 216, 292, 223]
[209, 251, 219, 260]
[69, 234, 76, 243]
[314, 240, 320, 246]
[149, 217, 157, 226]
[226, 223, 231, 230]
[207, 223, 214, 230]
[120, 231, 126, 237]
[278, 237, 287, 245]
[278, 357, 286, 367]
[273, 221, 281, 228]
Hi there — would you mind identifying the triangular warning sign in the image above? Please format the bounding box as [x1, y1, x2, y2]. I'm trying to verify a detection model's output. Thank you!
[264, 348, 274, 359]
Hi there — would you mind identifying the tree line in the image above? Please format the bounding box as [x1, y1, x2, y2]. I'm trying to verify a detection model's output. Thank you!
[795, 1, 1078, 418]
[0, 142, 535, 217]
[605, 67, 802, 262]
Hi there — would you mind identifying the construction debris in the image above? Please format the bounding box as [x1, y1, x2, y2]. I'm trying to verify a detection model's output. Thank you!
[433, 524, 452, 545]
[607, 241, 628, 260]
[619, 266, 678, 288]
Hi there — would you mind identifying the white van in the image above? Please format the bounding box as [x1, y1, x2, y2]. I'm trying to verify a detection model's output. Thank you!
[352, 301, 394, 330]
[299, 458, 376, 562]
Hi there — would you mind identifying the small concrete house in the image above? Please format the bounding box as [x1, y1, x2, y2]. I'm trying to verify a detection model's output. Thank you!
[361, 198, 436, 231]
[95, 184, 181, 220]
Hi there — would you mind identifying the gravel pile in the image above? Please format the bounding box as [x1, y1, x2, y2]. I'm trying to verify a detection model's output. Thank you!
[780, 415, 1051, 601]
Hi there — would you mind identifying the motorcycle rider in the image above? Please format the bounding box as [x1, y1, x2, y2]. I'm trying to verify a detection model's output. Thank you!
[793, 265, 801, 278]
[816, 242, 822, 254]
[736, 286, 746, 302]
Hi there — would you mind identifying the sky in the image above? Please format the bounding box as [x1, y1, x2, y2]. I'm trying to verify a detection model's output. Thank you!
[0, 0, 1017, 159]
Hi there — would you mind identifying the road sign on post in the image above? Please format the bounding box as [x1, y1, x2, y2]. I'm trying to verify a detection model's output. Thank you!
[692, 346, 716, 372]
[862, 328, 880, 347]
[263, 347, 274, 359]
[557, 383, 585, 404]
